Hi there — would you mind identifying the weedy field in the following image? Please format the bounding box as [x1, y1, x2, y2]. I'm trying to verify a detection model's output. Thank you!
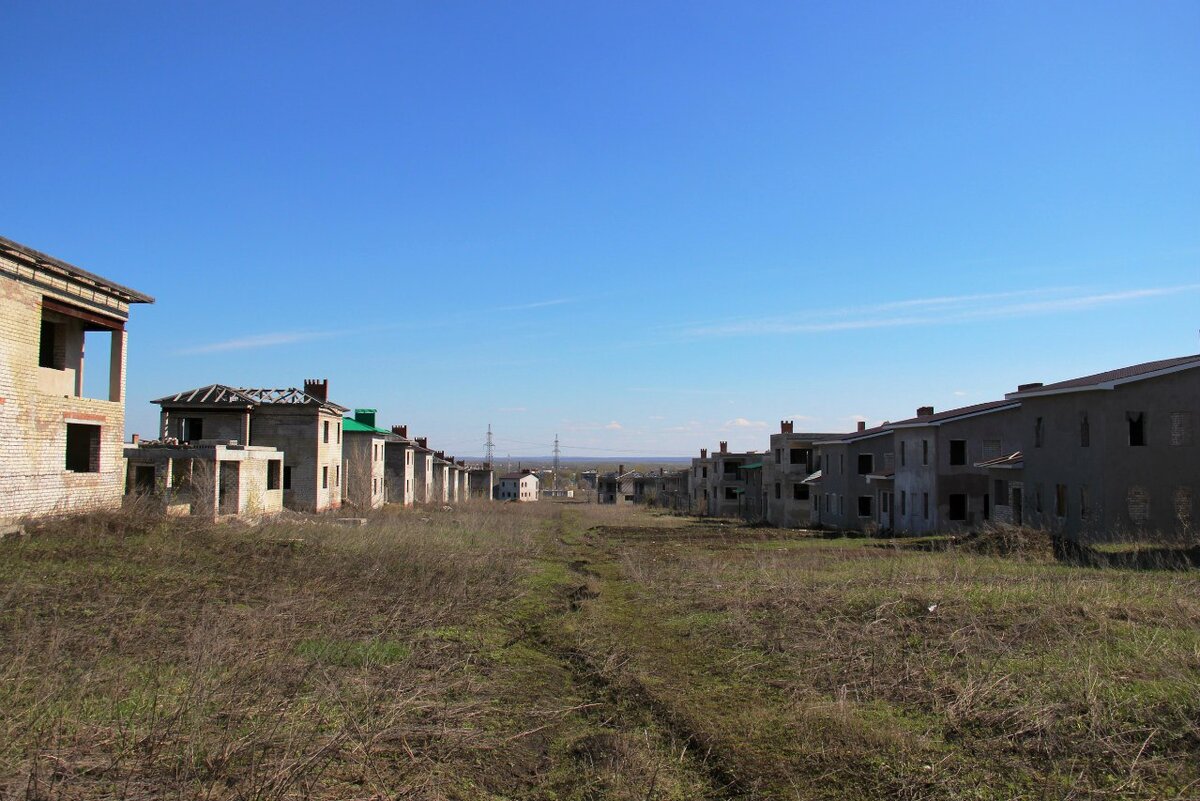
[1, 503, 1198, 800]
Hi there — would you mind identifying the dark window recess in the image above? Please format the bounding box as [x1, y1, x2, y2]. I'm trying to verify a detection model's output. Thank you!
[1080, 412, 1090, 447]
[323, 421, 330, 444]
[923, 492, 930, 519]
[283, 466, 292, 490]
[858, 496, 872, 517]
[1055, 484, 1067, 517]
[133, 465, 155, 493]
[790, 448, 811, 466]
[948, 494, 967, 521]
[725, 487, 737, 500]
[949, 440, 967, 466]
[267, 460, 281, 490]
[65, 423, 101, 472]
[922, 440, 929, 465]
[39, 319, 61, 368]
[857, 454, 873, 475]
[900, 441, 906, 466]
[701, 467, 707, 479]
[774, 482, 781, 500]
[983, 494, 990, 520]
[775, 449, 781, 464]
[793, 483, 809, 501]
[1128, 412, 1147, 446]
[322, 466, 329, 489]
[181, 417, 203, 443]
[1034, 417, 1044, 448]
[995, 479, 1009, 503]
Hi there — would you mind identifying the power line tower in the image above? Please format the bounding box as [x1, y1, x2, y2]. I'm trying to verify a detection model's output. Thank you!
[485, 424, 495, 467]
[553, 433, 561, 490]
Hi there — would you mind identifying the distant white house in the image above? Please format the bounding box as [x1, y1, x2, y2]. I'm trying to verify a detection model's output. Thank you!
[497, 472, 540, 501]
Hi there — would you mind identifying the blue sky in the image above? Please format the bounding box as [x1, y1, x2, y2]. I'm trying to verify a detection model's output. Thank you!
[3, 2, 1198, 456]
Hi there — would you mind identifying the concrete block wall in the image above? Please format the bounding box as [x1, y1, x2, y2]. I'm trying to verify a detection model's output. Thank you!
[384, 442, 416, 506]
[249, 407, 342, 512]
[1, 263, 134, 522]
[343, 433, 386, 510]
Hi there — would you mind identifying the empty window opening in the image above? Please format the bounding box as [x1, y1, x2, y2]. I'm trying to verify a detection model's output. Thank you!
[322, 466, 329, 489]
[180, 417, 203, 443]
[725, 487, 737, 500]
[949, 440, 967, 466]
[922, 492, 929, 519]
[1080, 413, 1090, 447]
[858, 496, 873, 517]
[900, 441, 906, 466]
[983, 493, 990, 520]
[775, 449, 781, 464]
[1127, 412, 1147, 446]
[948, 494, 967, 521]
[39, 318, 64, 369]
[790, 448, 811, 467]
[995, 479, 1009, 504]
[323, 421, 330, 443]
[1034, 417, 1044, 448]
[81, 330, 113, 401]
[921, 440, 929, 465]
[793, 484, 809, 501]
[857, 453, 873, 475]
[283, 466, 292, 490]
[1055, 484, 1067, 518]
[132, 465, 155, 494]
[267, 460, 281, 490]
[774, 482, 781, 499]
[65, 423, 101, 472]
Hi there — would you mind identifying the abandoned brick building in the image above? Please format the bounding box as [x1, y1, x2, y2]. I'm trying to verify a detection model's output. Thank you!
[124, 441, 285, 519]
[0, 236, 153, 525]
[341, 409, 392, 511]
[763, 421, 838, 528]
[151, 380, 346, 513]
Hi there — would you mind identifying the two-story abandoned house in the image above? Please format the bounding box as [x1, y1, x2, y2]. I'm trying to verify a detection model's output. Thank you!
[997, 354, 1200, 541]
[890, 400, 1022, 534]
[151, 379, 347, 512]
[812, 423, 894, 532]
[688, 448, 713, 514]
[763, 421, 839, 528]
[341, 409, 394, 511]
[498, 471, 540, 501]
[382, 424, 417, 506]
[0, 236, 153, 525]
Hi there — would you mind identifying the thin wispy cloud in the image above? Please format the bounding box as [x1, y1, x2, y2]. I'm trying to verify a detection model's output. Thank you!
[177, 330, 340, 354]
[680, 283, 1200, 339]
[494, 297, 576, 312]
[724, 417, 767, 429]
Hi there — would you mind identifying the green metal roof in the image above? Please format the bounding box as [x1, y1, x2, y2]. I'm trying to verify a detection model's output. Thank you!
[741, 462, 764, 470]
[342, 416, 391, 435]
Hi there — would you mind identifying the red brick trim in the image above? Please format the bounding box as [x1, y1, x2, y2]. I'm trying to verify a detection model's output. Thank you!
[63, 412, 107, 422]
[0, 397, 6, 404]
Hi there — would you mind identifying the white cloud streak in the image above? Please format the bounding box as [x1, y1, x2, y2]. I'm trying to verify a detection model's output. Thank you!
[177, 330, 339, 354]
[494, 297, 576, 312]
[681, 284, 1200, 339]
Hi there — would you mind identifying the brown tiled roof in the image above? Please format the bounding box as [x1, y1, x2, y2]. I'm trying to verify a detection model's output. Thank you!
[888, 399, 1020, 428]
[1006, 354, 1200, 398]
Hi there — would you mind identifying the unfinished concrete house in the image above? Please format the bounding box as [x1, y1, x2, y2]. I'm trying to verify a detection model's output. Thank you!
[383, 425, 417, 506]
[125, 442, 284, 519]
[812, 423, 894, 532]
[151, 379, 346, 513]
[998, 355, 1200, 541]
[597, 466, 638, 504]
[341, 409, 393, 511]
[688, 448, 714, 514]
[468, 467, 495, 499]
[710, 442, 760, 518]
[0, 236, 154, 525]
[763, 421, 839, 528]
[411, 437, 435, 503]
[431, 452, 452, 503]
[890, 400, 1022, 534]
[498, 471, 540, 501]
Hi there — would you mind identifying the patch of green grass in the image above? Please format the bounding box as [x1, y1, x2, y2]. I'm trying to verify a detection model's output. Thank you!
[294, 638, 411, 667]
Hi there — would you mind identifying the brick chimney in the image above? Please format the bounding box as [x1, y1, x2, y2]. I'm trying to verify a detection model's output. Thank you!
[354, 409, 376, 428]
[1017, 382, 1044, 392]
[917, 406, 934, 417]
[416, 437, 428, 449]
[857, 421, 866, 432]
[719, 441, 728, 453]
[303, 379, 328, 403]
[391, 424, 408, 438]
[618, 464, 625, 475]
[700, 448, 708, 459]
[781, 420, 794, 434]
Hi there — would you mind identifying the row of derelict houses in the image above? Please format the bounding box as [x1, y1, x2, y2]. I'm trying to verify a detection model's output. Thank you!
[601, 359, 1200, 543]
[648, 357, 1200, 544]
[0, 236, 496, 528]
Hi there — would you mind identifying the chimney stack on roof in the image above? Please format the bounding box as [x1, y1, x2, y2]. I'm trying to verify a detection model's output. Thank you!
[391, 424, 409, 438]
[416, 437, 428, 449]
[719, 441, 728, 453]
[700, 448, 708, 459]
[917, 406, 934, 417]
[1017, 382, 1044, 392]
[781, 420, 794, 434]
[131, 433, 140, 445]
[619, 464, 625, 475]
[857, 420, 866, 432]
[304, 379, 328, 403]
[354, 409, 376, 428]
